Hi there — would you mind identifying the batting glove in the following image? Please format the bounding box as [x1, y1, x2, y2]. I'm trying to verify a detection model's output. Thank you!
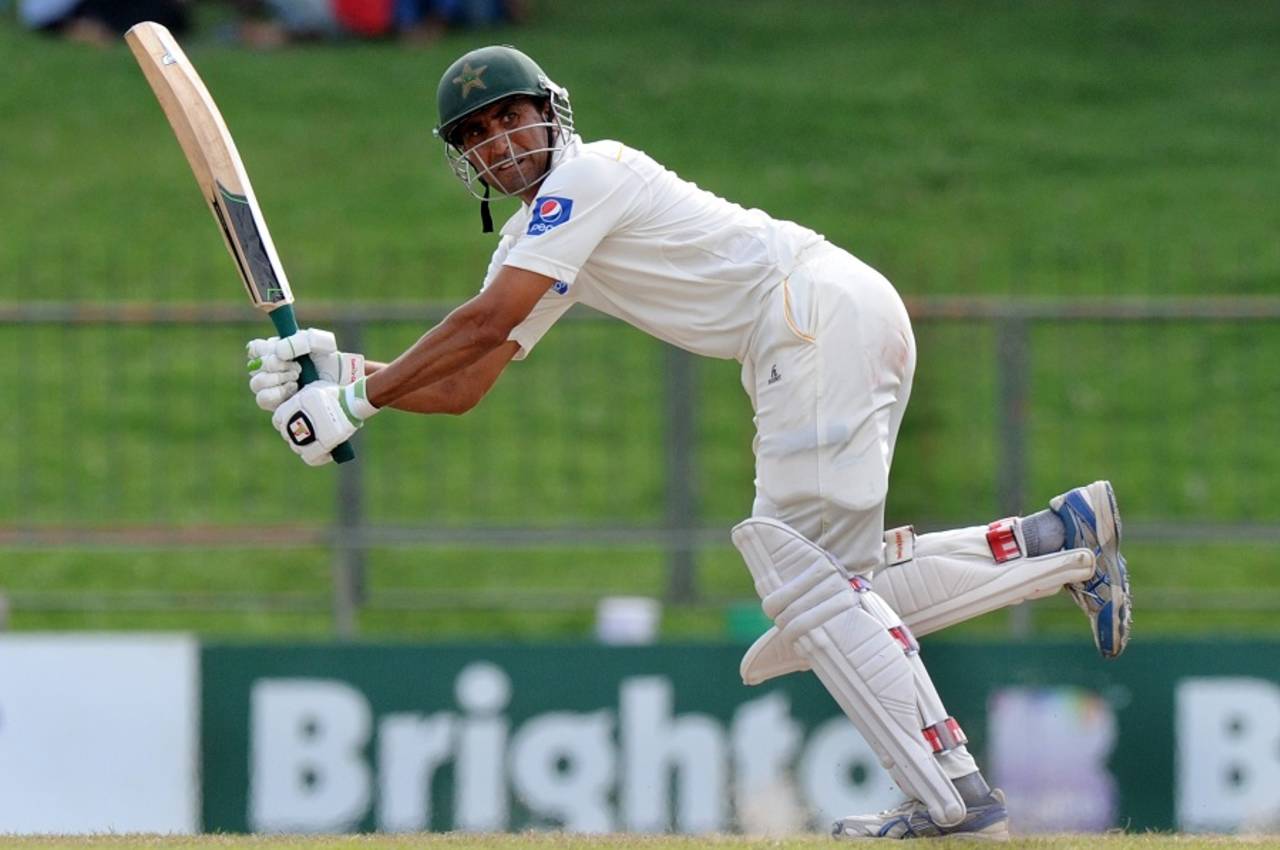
[271, 377, 380, 467]
[246, 328, 365, 411]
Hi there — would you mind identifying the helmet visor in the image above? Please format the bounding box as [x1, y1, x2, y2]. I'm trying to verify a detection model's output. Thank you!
[439, 86, 575, 201]
[444, 120, 562, 200]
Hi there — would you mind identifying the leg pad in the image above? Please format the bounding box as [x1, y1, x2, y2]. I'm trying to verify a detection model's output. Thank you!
[733, 517, 966, 827]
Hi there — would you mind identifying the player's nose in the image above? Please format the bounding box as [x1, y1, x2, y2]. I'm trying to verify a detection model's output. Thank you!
[482, 129, 512, 161]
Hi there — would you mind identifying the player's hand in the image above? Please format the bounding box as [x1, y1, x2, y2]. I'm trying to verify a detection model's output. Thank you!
[271, 378, 380, 467]
[246, 328, 365, 411]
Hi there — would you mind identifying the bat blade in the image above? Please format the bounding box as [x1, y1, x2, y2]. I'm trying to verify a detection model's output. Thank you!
[126, 21, 355, 464]
[125, 21, 292, 311]
[212, 180, 290, 306]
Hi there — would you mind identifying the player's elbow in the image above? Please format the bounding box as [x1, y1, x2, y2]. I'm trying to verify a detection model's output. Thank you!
[438, 389, 483, 416]
[455, 303, 515, 352]
[433, 373, 492, 416]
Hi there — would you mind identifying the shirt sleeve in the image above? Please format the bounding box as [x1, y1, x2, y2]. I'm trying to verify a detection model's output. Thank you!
[480, 233, 575, 359]
[507, 287, 575, 360]
[502, 149, 645, 286]
[480, 235, 516, 291]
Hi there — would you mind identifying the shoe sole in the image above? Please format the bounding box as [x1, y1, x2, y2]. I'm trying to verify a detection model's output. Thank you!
[832, 801, 1011, 842]
[832, 819, 1010, 842]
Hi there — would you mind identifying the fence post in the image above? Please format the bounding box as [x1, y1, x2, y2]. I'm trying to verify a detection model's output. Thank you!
[331, 319, 367, 638]
[664, 345, 698, 603]
[996, 316, 1032, 638]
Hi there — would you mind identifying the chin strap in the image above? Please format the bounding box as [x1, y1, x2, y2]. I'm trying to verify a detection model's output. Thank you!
[480, 182, 493, 233]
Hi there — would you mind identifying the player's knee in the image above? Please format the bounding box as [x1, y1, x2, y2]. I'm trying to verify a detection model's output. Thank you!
[828, 463, 889, 513]
[761, 560, 853, 641]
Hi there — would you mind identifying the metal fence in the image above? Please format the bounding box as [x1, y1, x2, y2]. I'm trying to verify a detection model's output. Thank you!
[3, 297, 1280, 635]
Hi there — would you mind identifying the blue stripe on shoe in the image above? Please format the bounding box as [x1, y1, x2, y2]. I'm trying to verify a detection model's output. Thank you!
[954, 805, 1009, 834]
[1065, 490, 1097, 532]
[1096, 601, 1114, 655]
[1055, 503, 1080, 548]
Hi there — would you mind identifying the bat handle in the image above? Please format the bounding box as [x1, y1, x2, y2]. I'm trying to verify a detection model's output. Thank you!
[269, 304, 356, 464]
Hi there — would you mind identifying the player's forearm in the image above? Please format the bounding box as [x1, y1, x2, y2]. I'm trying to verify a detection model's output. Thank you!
[364, 307, 510, 409]
[379, 379, 483, 415]
[357, 360, 450, 414]
[364, 341, 516, 415]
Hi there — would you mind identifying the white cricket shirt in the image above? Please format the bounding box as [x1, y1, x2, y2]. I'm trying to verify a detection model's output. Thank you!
[482, 136, 824, 362]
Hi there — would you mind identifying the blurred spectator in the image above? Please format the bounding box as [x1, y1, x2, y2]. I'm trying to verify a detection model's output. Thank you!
[19, 0, 531, 47]
[225, 0, 528, 47]
[334, 0, 392, 37]
[398, 0, 528, 44]
[228, 0, 342, 47]
[19, 0, 190, 44]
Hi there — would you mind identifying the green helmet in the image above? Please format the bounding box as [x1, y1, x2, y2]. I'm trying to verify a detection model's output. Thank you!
[434, 45, 576, 214]
[435, 45, 570, 145]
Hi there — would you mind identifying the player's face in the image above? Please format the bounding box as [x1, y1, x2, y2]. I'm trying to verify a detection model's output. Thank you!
[454, 97, 554, 200]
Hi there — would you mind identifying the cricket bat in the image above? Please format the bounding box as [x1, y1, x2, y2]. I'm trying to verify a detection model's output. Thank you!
[125, 21, 355, 464]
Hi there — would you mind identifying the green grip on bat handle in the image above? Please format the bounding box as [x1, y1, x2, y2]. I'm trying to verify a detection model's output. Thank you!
[269, 303, 356, 464]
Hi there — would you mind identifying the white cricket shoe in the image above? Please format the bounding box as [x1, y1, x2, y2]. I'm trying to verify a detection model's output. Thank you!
[832, 789, 1010, 840]
[1051, 480, 1132, 658]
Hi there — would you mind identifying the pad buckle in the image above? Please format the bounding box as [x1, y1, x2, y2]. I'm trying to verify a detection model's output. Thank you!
[986, 517, 1023, 563]
[884, 525, 916, 566]
[889, 625, 919, 655]
[923, 717, 968, 753]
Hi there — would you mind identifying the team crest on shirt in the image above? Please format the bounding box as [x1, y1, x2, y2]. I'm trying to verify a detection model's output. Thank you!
[527, 196, 574, 235]
[552, 280, 569, 294]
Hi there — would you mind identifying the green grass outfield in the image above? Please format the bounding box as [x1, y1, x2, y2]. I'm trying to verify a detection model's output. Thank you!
[5, 835, 1280, 850]
[3, 1, 1280, 637]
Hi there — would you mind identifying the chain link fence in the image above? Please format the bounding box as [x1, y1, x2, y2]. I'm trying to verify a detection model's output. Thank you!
[3, 297, 1279, 635]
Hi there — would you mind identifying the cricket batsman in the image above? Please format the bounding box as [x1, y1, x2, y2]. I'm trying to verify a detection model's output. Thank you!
[247, 46, 1132, 839]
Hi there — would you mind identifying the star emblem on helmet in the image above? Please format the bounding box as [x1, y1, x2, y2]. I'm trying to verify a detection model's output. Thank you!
[452, 62, 488, 99]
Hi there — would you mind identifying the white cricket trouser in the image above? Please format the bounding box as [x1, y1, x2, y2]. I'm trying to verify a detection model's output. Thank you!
[741, 243, 980, 783]
[742, 241, 916, 576]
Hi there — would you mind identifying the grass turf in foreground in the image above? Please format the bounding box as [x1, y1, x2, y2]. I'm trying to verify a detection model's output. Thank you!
[3, 835, 1280, 850]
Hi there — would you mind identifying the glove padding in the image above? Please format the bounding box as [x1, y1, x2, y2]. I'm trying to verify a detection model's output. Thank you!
[272, 378, 380, 467]
[247, 328, 365, 412]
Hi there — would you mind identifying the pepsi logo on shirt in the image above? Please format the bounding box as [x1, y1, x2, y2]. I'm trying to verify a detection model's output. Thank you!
[527, 196, 574, 235]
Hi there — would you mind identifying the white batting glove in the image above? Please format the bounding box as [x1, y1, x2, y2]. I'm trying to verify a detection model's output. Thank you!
[271, 377, 380, 467]
[246, 328, 365, 412]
